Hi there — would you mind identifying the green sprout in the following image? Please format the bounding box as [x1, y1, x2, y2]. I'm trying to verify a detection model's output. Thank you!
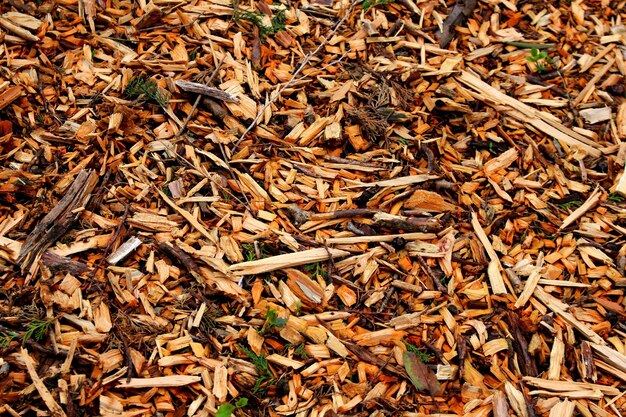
[304, 262, 327, 280]
[405, 341, 433, 362]
[216, 397, 248, 417]
[520, 231, 527, 242]
[22, 318, 55, 344]
[558, 200, 582, 210]
[290, 343, 309, 359]
[242, 242, 272, 262]
[239, 344, 275, 394]
[608, 193, 624, 203]
[362, 0, 396, 11]
[261, 307, 287, 334]
[0, 331, 18, 348]
[293, 300, 302, 316]
[242, 243, 257, 261]
[234, 8, 288, 40]
[397, 136, 408, 145]
[124, 74, 170, 108]
[526, 48, 553, 74]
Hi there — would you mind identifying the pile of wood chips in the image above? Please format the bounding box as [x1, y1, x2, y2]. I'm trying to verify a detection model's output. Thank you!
[2, 0, 626, 415]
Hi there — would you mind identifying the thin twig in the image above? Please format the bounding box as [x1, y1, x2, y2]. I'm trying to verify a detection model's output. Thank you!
[176, 55, 226, 139]
[218, 143, 253, 213]
[557, 69, 579, 125]
[233, 2, 356, 149]
[416, 254, 447, 292]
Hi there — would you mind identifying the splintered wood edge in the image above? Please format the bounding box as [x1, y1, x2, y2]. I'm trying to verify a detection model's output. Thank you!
[342, 174, 440, 189]
[559, 186, 601, 230]
[229, 248, 350, 275]
[456, 71, 603, 157]
[325, 232, 437, 244]
[116, 376, 202, 388]
[470, 212, 507, 295]
[20, 348, 68, 417]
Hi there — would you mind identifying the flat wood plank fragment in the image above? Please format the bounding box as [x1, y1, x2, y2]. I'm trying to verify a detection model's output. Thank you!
[229, 248, 350, 275]
[0, 85, 23, 110]
[457, 71, 602, 157]
[471, 212, 507, 294]
[107, 236, 142, 265]
[117, 376, 201, 388]
[559, 186, 601, 230]
[344, 174, 439, 188]
[175, 80, 240, 103]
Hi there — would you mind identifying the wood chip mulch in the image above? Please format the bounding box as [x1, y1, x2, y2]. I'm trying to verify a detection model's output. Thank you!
[1, 0, 626, 416]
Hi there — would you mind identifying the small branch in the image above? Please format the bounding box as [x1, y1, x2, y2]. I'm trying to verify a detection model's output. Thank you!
[156, 241, 203, 284]
[416, 254, 446, 292]
[176, 55, 226, 139]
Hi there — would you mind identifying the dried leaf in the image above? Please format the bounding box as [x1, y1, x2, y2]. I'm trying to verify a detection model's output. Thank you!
[404, 351, 439, 395]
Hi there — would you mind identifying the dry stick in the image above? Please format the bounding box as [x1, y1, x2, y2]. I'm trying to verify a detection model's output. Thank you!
[233, 2, 356, 149]
[557, 68, 579, 125]
[218, 143, 253, 213]
[117, 329, 133, 383]
[365, 351, 395, 391]
[416, 253, 447, 292]
[175, 55, 226, 139]
[377, 285, 396, 313]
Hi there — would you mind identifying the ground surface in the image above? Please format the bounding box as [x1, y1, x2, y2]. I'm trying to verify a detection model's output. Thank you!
[1, 0, 626, 416]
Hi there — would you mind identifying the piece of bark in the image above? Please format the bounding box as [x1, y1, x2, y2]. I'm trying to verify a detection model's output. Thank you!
[156, 241, 204, 284]
[17, 169, 98, 271]
[201, 97, 229, 119]
[492, 390, 510, 417]
[580, 341, 597, 382]
[6, 0, 35, 14]
[471, 212, 507, 295]
[438, 0, 478, 48]
[397, 0, 420, 15]
[507, 311, 538, 377]
[309, 208, 376, 221]
[134, 4, 163, 30]
[41, 251, 90, 275]
[0, 16, 39, 42]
